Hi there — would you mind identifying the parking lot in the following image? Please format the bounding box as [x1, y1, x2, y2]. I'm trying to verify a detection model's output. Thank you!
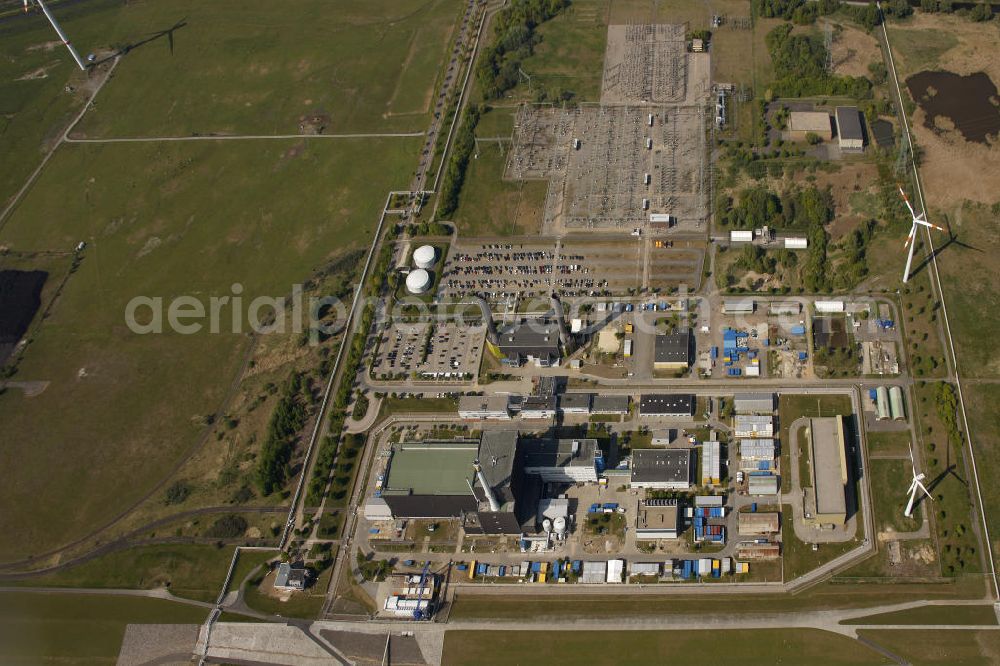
[372, 322, 485, 381]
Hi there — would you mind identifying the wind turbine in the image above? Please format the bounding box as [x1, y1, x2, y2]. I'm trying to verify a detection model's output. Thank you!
[904, 444, 932, 518]
[23, 0, 90, 71]
[899, 185, 945, 284]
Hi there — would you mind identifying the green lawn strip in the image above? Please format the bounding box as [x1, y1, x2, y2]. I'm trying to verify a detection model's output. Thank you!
[11, 544, 239, 603]
[441, 629, 890, 666]
[856, 629, 1000, 666]
[0, 591, 206, 664]
[844, 604, 997, 626]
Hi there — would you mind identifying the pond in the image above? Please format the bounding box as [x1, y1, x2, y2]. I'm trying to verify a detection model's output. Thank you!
[0, 269, 47, 365]
[906, 70, 1000, 145]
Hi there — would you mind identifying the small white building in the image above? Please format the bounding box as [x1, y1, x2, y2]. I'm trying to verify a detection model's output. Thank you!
[730, 230, 753, 243]
[814, 300, 845, 313]
[784, 237, 808, 249]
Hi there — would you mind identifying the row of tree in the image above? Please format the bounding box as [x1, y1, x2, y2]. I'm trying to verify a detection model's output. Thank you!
[436, 106, 481, 219]
[765, 24, 872, 99]
[256, 372, 309, 496]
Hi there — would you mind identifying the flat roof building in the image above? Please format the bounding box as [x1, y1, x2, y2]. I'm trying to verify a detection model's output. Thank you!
[738, 512, 780, 535]
[835, 106, 865, 152]
[734, 414, 774, 438]
[748, 474, 779, 496]
[739, 438, 777, 469]
[635, 499, 680, 540]
[521, 438, 599, 483]
[788, 110, 833, 140]
[592, 395, 630, 415]
[654, 330, 692, 370]
[701, 440, 721, 486]
[804, 416, 849, 526]
[723, 298, 755, 314]
[558, 393, 592, 415]
[640, 394, 695, 418]
[630, 449, 692, 490]
[733, 392, 775, 414]
[520, 395, 557, 420]
[768, 301, 802, 315]
[458, 394, 511, 420]
[498, 321, 561, 367]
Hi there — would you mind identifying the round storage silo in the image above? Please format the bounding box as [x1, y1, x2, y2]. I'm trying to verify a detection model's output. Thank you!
[413, 244, 437, 269]
[553, 516, 567, 537]
[405, 268, 431, 294]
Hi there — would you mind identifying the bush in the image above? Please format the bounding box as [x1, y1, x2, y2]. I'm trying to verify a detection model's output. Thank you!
[164, 481, 191, 506]
[206, 514, 249, 538]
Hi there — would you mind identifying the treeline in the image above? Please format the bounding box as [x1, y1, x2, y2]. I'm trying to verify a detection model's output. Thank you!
[765, 24, 871, 98]
[935, 382, 963, 449]
[256, 372, 309, 496]
[753, 0, 841, 25]
[306, 238, 397, 506]
[475, 0, 570, 100]
[436, 106, 480, 219]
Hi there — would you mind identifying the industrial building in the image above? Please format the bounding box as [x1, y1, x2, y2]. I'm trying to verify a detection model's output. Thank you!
[458, 395, 511, 420]
[635, 499, 680, 540]
[737, 542, 781, 559]
[733, 392, 775, 414]
[723, 298, 755, 314]
[804, 416, 849, 526]
[814, 300, 845, 313]
[521, 438, 599, 483]
[835, 106, 865, 152]
[875, 386, 891, 420]
[768, 301, 801, 315]
[653, 330, 693, 370]
[738, 512, 780, 535]
[748, 474, 779, 496]
[558, 393, 592, 415]
[651, 429, 678, 446]
[520, 395, 557, 420]
[592, 395, 630, 415]
[630, 449, 692, 490]
[639, 394, 696, 418]
[274, 562, 309, 591]
[701, 440, 721, 486]
[730, 230, 753, 243]
[497, 321, 562, 367]
[376, 434, 534, 535]
[889, 386, 905, 420]
[734, 414, 774, 438]
[405, 269, 432, 295]
[788, 110, 833, 140]
[739, 438, 777, 470]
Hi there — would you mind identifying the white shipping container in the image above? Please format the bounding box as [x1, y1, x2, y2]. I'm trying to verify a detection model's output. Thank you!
[815, 300, 845, 313]
[730, 230, 753, 242]
[784, 237, 808, 249]
[745, 365, 760, 377]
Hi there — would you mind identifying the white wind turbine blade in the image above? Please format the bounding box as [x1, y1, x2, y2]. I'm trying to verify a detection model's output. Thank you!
[898, 186, 917, 219]
[914, 218, 945, 232]
[904, 223, 916, 248]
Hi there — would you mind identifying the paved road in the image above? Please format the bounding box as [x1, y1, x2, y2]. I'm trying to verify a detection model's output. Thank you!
[64, 132, 424, 143]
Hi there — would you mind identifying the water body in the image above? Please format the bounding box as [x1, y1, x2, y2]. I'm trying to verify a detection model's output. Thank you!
[0, 269, 47, 365]
[906, 70, 1000, 144]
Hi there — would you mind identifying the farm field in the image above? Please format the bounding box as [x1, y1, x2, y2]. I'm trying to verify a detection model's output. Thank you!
[0, 591, 206, 664]
[0, 136, 420, 563]
[442, 629, 890, 666]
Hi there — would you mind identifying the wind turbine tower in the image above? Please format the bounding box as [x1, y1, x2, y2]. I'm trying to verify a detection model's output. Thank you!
[24, 0, 89, 71]
[899, 186, 945, 284]
[904, 443, 932, 518]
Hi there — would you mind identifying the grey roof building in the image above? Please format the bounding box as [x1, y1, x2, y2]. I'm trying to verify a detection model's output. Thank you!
[521, 438, 598, 483]
[630, 449, 691, 489]
[592, 395, 630, 414]
[836, 106, 865, 152]
[640, 394, 696, 417]
[654, 330, 692, 369]
[498, 321, 561, 367]
[733, 392, 775, 414]
[558, 393, 592, 414]
[275, 562, 309, 590]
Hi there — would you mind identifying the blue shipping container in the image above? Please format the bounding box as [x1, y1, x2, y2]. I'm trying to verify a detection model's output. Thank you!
[711, 346, 719, 359]
[791, 325, 806, 335]
[799, 352, 808, 360]
[531, 562, 542, 573]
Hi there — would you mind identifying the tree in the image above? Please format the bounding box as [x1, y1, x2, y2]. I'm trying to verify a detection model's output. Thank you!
[805, 132, 823, 145]
[969, 3, 993, 21]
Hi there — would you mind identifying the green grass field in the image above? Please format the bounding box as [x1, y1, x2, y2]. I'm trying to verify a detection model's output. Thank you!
[65, 0, 461, 137]
[442, 629, 890, 666]
[781, 504, 860, 581]
[866, 430, 912, 457]
[0, 136, 419, 562]
[0, 591, 206, 664]
[962, 383, 1000, 574]
[844, 604, 997, 626]
[11, 543, 242, 603]
[242, 564, 331, 619]
[449, 144, 547, 236]
[858, 629, 1000, 665]
[868, 458, 924, 535]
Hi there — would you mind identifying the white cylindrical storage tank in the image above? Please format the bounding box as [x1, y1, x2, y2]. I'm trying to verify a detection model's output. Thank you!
[413, 245, 437, 269]
[554, 516, 567, 536]
[405, 268, 431, 294]
[542, 518, 552, 534]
